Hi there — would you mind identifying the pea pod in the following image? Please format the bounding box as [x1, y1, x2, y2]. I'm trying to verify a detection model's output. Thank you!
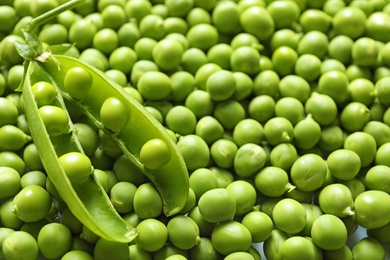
[41, 54, 189, 216]
[21, 60, 137, 242]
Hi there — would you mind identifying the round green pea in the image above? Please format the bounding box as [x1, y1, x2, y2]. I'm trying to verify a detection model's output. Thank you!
[140, 138, 171, 170]
[58, 152, 94, 184]
[100, 97, 130, 133]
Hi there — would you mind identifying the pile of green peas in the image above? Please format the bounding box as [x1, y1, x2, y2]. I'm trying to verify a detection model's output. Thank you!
[2, 0, 390, 259]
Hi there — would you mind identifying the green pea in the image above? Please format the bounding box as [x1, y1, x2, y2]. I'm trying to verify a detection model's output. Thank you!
[365, 165, 390, 194]
[92, 28, 119, 55]
[326, 149, 360, 180]
[278, 75, 311, 103]
[240, 6, 274, 41]
[0, 125, 31, 151]
[275, 97, 305, 126]
[140, 138, 171, 170]
[264, 117, 294, 146]
[214, 100, 246, 130]
[167, 215, 200, 250]
[38, 105, 69, 136]
[317, 125, 344, 152]
[340, 102, 370, 132]
[180, 47, 208, 75]
[230, 46, 261, 76]
[0, 166, 20, 199]
[133, 37, 156, 61]
[145, 106, 163, 123]
[294, 54, 322, 82]
[230, 32, 259, 49]
[352, 237, 386, 260]
[113, 154, 146, 185]
[354, 190, 390, 229]
[129, 244, 152, 260]
[137, 71, 171, 101]
[241, 211, 273, 243]
[195, 116, 224, 145]
[311, 214, 347, 250]
[270, 143, 298, 171]
[186, 23, 218, 51]
[209, 166, 235, 188]
[109, 181, 137, 214]
[78, 48, 109, 72]
[210, 139, 237, 169]
[73, 123, 99, 157]
[13, 185, 52, 222]
[98, 130, 122, 158]
[194, 63, 222, 91]
[211, 220, 252, 255]
[225, 252, 255, 260]
[0, 35, 24, 67]
[206, 70, 236, 101]
[226, 180, 257, 216]
[248, 94, 275, 123]
[0, 151, 25, 175]
[68, 19, 97, 50]
[185, 90, 214, 119]
[234, 143, 267, 178]
[61, 207, 83, 235]
[135, 219, 168, 252]
[375, 143, 390, 166]
[2, 231, 38, 260]
[154, 244, 189, 260]
[58, 152, 94, 184]
[169, 71, 196, 103]
[263, 229, 289, 260]
[281, 236, 316, 260]
[198, 188, 236, 223]
[293, 114, 321, 150]
[124, 87, 144, 104]
[22, 143, 43, 171]
[152, 38, 184, 71]
[272, 46, 298, 77]
[363, 120, 390, 147]
[188, 206, 216, 237]
[290, 153, 328, 192]
[69, 236, 94, 255]
[272, 198, 307, 234]
[0, 97, 18, 127]
[176, 134, 210, 171]
[233, 118, 264, 147]
[318, 183, 354, 217]
[344, 131, 377, 167]
[189, 168, 219, 200]
[165, 105, 197, 135]
[104, 69, 127, 87]
[255, 166, 295, 197]
[346, 64, 372, 81]
[133, 182, 163, 219]
[37, 223, 72, 259]
[31, 81, 57, 107]
[305, 93, 338, 126]
[62, 250, 93, 260]
[323, 245, 352, 260]
[100, 97, 130, 133]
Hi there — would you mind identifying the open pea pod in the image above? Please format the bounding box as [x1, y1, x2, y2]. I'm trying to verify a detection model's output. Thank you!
[41, 54, 189, 216]
[22, 60, 138, 242]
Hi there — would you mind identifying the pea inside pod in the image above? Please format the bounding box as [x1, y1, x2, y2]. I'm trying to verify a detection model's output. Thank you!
[21, 60, 137, 243]
[42, 54, 189, 216]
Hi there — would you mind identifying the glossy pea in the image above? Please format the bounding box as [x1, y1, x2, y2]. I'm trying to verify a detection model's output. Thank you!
[0, 97, 19, 127]
[13, 185, 52, 223]
[23, 143, 44, 171]
[0, 166, 20, 199]
[167, 215, 200, 250]
[140, 138, 171, 170]
[100, 97, 130, 133]
[0, 125, 31, 151]
[58, 152, 94, 184]
[73, 123, 99, 157]
[2, 231, 39, 260]
[133, 182, 163, 219]
[38, 105, 70, 136]
[31, 81, 57, 107]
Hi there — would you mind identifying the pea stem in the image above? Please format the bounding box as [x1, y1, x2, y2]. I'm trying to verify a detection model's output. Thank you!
[27, 0, 85, 32]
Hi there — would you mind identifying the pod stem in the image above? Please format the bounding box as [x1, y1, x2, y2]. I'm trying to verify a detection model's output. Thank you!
[285, 183, 296, 193]
[343, 207, 355, 216]
[27, 0, 85, 32]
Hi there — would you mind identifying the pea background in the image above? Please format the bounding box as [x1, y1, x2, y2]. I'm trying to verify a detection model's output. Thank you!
[2, 0, 390, 259]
